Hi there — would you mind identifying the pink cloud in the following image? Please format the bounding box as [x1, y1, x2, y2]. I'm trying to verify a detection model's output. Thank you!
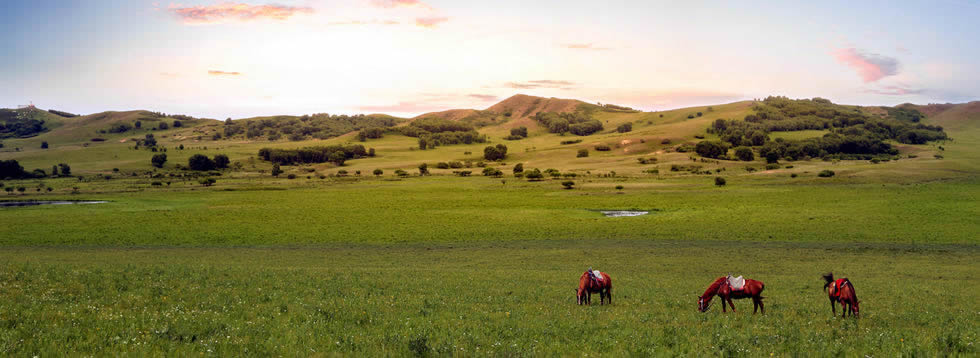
[169, 3, 313, 24]
[328, 19, 400, 26]
[372, 0, 432, 10]
[415, 16, 448, 28]
[468, 94, 499, 101]
[832, 48, 899, 83]
[505, 80, 577, 89]
[208, 70, 241, 76]
[357, 101, 447, 114]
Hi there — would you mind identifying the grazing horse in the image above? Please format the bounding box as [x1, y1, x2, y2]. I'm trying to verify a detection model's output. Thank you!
[823, 273, 860, 318]
[576, 270, 612, 305]
[697, 276, 766, 314]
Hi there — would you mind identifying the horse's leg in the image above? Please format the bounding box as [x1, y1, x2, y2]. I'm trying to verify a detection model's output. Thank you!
[753, 298, 758, 314]
[841, 302, 848, 318]
[728, 298, 737, 313]
[759, 298, 764, 314]
[830, 298, 836, 316]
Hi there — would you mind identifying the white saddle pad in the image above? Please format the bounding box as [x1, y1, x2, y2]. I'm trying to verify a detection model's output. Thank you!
[728, 275, 745, 290]
[592, 270, 603, 281]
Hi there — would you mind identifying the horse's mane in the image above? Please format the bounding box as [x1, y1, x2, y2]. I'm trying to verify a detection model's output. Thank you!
[822, 272, 835, 291]
[701, 277, 727, 297]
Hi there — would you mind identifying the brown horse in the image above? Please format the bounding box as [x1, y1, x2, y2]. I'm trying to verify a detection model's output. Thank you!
[576, 270, 612, 305]
[823, 273, 860, 318]
[697, 277, 765, 314]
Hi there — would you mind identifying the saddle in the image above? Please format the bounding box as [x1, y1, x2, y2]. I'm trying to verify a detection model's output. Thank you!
[727, 275, 746, 291]
[829, 278, 847, 299]
[589, 270, 603, 285]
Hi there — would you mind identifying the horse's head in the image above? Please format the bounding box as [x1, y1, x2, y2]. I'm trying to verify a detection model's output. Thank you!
[852, 300, 860, 317]
[697, 295, 711, 312]
[576, 288, 586, 305]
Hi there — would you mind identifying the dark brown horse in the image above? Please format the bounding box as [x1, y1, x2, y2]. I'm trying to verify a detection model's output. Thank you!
[576, 270, 612, 305]
[823, 273, 860, 318]
[697, 277, 765, 314]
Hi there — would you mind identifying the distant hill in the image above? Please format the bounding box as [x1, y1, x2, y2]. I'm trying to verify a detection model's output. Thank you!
[414, 94, 593, 122]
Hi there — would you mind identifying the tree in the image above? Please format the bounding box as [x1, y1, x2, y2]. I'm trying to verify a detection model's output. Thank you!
[695, 141, 729, 159]
[158, 122, 169, 130]
[561, 181, 575, 189]
[418, 163, 429, 176]
[152, 153, 168, 168]
[271, 163, 283, 177]
[524, 168, 544, 181]
[512, 163, 523, 174]
[172, 120, 182, 128]
[818, 170, 835, 178]
[714, 177, 727, 186]
[213, 154, 230, 169]
[577, 149, 589, 158]
[510, 126, 528, 138]
[58, 163, 71, 176]
[178, 144, 184, 150]
[484, 144, 508, 161]
[144, 134, 157, 147]
[368, 148, 376, 157]
[735, 146, 755, 161]
[41, 141, 49, 149]
[329, 151, 346, 166]
[188, 154, 215, 171]
[373, 168, 383, 177]
[616, 123, 632, 133]
[51, 165, 59, 177]
[198, 177, 216, 186]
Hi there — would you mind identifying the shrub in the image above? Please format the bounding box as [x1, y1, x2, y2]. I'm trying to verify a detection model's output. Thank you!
[524, 168, 544, 181]
[151, 153, 168, 168]
[482, 167, 503, 177]
[818, 170, 835, 177]
[271, 163, 283, 177]
[151, 181, 163, 186]
[661, 138, 672, 145]
[791, 173, 798, 178]
[870, 158, 881, 164]
[41, 141, 49, 149]
[198, 177, 216, 186]
[615, 185, 624, 190]
[373, 169, 383, 176]
[577, 149, 589, 158]
[560, 139, 583, 145]
[594, 144, 611, 151]
[512, 163, 524, 174]
[765, 163, 780, 170]
[714, 177, 726, 186]
[418, 163, 429, 175]
[455, 170, 472, 177]
[448, 161, 463, 169]
[695, 141, 729, 159]
[735, 146, 755, 161]
[394, 169, 409, 177]
[561, 181, 575, 189]
[436, 162, 449, 169]
[509, 126, 528, 138]
[213, 154, 230, 169]
[287, 174, 297, 179]
[616, 123, 632, 133]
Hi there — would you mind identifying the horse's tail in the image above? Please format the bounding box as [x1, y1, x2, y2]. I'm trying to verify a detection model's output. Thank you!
[822, 272, 835, 291]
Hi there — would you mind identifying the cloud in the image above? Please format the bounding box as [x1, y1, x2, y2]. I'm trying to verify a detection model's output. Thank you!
[468, 94, 499, 101]
[357, 101, 447, 114]
[504, 80, 577, 89]
[832, 48, 899, 83]
[864, 85, 925, 96]
[328, 19, 400, 26]
[169, 3, 313, 24]
[415, 16, 448, 28]
[208, 70, 242, 76]
[371, 0, 432, 10]
[561, 43, 612, 51]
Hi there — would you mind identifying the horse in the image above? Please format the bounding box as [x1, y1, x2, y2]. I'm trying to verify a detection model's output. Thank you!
[823, 273, 860, 318]
[576, 270, 612, 305]
[697, 276, 765, 314]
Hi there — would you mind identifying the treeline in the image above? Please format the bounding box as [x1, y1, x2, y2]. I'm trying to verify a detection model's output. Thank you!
[0, 109, 47, 138]
[47, 109, 79, 118]
[224, 114, 399, 141]
[398, 118, 487, 149]
[532, 111, 604, 136]
[701, 96, 947, 161]
[258, 144, 372, 166]
[1, 160, 70, 179]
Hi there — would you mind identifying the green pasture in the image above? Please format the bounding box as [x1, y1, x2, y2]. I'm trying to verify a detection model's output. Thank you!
[0, 242, 976, 356]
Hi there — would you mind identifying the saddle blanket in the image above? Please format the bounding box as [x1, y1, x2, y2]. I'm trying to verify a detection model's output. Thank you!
[591, 270, 603, 281]
[728, 275, 745, 291]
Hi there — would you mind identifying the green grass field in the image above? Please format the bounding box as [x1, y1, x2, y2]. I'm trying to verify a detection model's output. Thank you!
[1, 99, 977, 355]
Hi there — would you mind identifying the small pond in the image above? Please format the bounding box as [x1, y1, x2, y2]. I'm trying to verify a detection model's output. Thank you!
[599, 210, 649, 217]
[0, 200, 108, 208]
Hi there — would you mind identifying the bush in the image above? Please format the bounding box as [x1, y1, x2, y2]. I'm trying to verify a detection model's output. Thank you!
[418, 163, 429, 175]
[615, 185, 624, 190]
[577, 149, 589, 158]
[560, 139, 583, 145]
[151, 181, 163, 186]
[735, 146, 754, 161]
[373, 169, 383, 176]
[561, 181, 575, 189]
[765, 163, 780, 170]
[661, 138, 672, 145]
[198, 177, 216, 186]
[512, 163, 524, 174]
[594, 144, 611, 151]
[188, 154, 215, 171]
[394, 169, 409, 177]
[271, 163, 283, 177]
[695, 141, 729, 159]
[436, 162, 449, 169]
[510, 126, 528, 138]
[41, 141, 48, 149]
[287, 174, 297, 179]
[151, 153, 167, 168]
[818, 170, 835, 177]
[482, 167, 503, 177]
[714, 177, 726, 186]
[616, 123, 633, 133]
[212, 154, 230, 169]
[524, 168, 544, 181]
[790, 173, 798, 178]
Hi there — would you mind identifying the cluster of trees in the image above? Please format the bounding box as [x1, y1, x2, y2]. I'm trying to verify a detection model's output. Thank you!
[356, 127, 386, 141]
[457, 110, 507, 128]
[505, 126, 528, 140]
[47, 109, 79, 118]
[0, 109, 47, 138]
[700, 96, 948, 161]
[532, 111, 604, 136]
[151, 153, 167, 168]
[616, 123, 633, 133]
[483, 144, 508, 161]
[224, 114, 398, 141]
[258, 144, 372, 166]
[0, 160, 69, 179]
[399, 118, 488, 149]
[187, 154, 230, 171]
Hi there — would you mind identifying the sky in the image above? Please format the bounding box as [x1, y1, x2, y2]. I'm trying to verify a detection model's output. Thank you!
[0, 0, 978, 119]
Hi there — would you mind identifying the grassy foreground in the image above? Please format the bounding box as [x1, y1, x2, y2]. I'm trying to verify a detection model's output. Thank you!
[0, 241, 976, 356]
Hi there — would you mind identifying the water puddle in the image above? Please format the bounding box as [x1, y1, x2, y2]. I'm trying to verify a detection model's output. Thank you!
[599, 210, 649, 217]
[0, 200, 108, 208]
